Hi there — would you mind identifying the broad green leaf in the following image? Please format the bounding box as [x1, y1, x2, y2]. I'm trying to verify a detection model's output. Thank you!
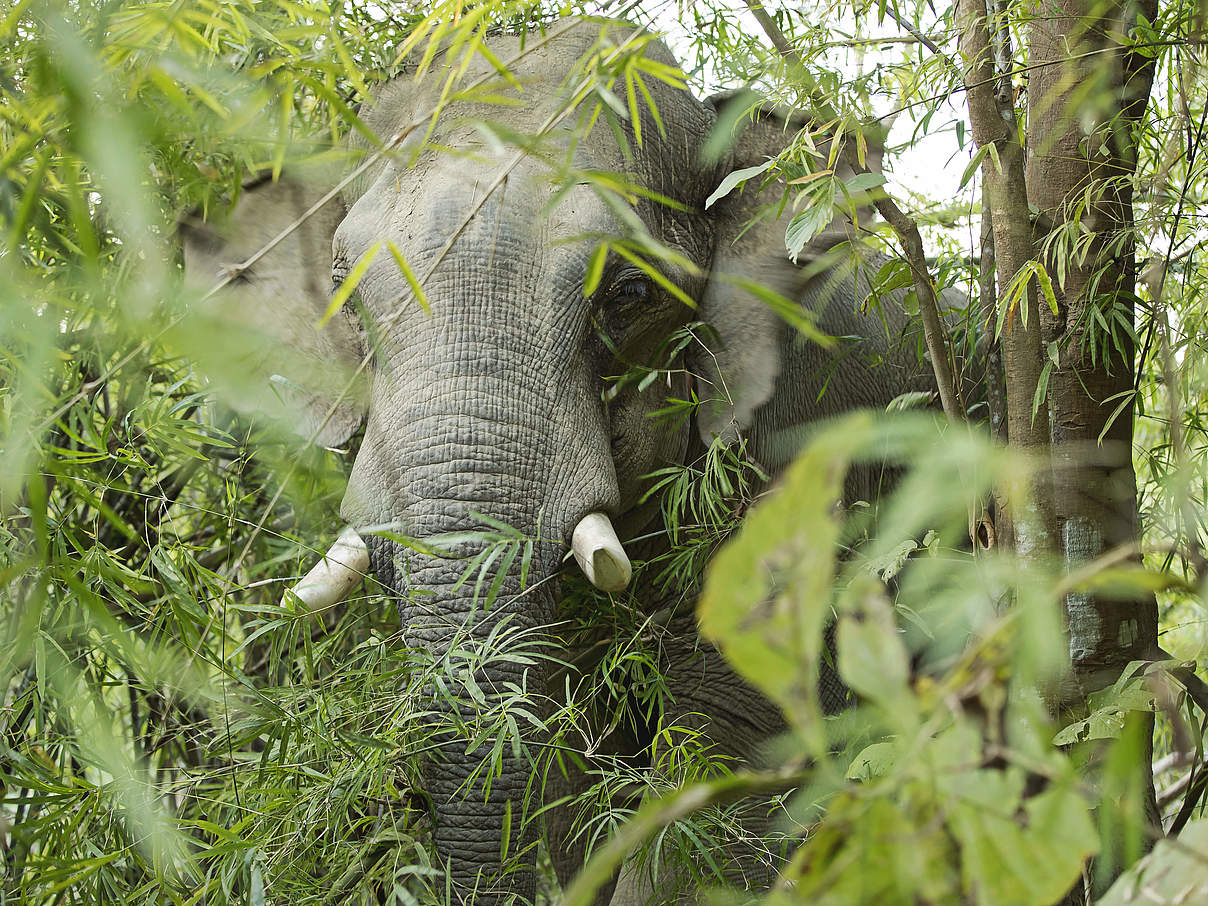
[847, 741, 897, 780]
[699, 413, 875, 740]
[843, 171, 887, 194]
[785, 178, 837, 262]
[1098, 818, 1208, 904]
[1054, 674, 1161, 744]
[791, 792, 957, 905]
[836, 579, 913, 715]
[1053, 701, 1146, 745]
[861, 537, 920, 580]
[944, 770, 1097, 905]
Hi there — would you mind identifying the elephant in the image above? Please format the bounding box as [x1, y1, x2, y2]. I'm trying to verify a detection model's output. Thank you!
[182, 17, 960, 906]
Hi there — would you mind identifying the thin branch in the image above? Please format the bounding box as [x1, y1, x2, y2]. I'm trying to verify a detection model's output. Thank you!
[744, 0, 800, 64]
[1169, 749, 1208, 835]
[826, 35, 930, 48]
[1154, 750, 1194, 777]
[877, 39, 1200, 126]
[881, 6, 945, 55]
[1158, 759, 1197, 808]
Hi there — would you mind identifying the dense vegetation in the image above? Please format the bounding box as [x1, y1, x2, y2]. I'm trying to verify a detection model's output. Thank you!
[2, 0, 1207, 904]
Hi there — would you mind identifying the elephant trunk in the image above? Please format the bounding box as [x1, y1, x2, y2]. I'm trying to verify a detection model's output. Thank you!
[368, 526, 558, 905]
[343, 354, 619, 902]
[331, 227, 624, 899]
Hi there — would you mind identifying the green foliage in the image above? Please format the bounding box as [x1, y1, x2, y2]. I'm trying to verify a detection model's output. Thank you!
[4, 0, 1208, 905]
[570, 415, 1175, 906]
[1099, 817, 1208, 905]
[0, 1, 432, 901]
[698, 415, 862, 741]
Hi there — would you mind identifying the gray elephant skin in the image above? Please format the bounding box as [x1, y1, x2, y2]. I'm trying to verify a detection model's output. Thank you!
[182, 18, 950, 906]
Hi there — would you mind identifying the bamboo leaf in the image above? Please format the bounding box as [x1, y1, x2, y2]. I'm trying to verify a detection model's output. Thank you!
[986, 141, 1003, 175]
[584, 242, 610, 297]
[705, 159, 777, 208]
[321, 240, 383, 326]
[784, 177, 837, 262]
[1034, 262, 1059, 315]
[625, 69, 642, 147]
[613, 245, 696, 309]
[787, 168, 834, 186]
[386, 240, 432, 314]
[960, 143, 992, 190]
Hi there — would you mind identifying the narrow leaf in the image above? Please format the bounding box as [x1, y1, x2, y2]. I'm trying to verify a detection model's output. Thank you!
[386, 240, 432, 314]
[584, 242, 609, 297]
[706, 159, 777, 209]
[321, 240, 383, 326]
[959, 144, 991, 190]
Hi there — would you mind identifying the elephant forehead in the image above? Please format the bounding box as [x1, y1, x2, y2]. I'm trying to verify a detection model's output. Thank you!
[351, 20, 713, 213]
[339, 161, 619, 288]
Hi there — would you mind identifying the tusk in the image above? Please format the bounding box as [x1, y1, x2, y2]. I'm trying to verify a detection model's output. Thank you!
[285, 527, 370, 611]
[571, 512, 632, 593]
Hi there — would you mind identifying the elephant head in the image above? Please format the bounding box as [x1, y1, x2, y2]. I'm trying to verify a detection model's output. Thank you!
[183, 18, 938, 904]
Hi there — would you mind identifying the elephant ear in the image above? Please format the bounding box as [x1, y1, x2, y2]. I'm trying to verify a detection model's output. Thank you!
[181, 173, 365, 448]
[691, 95, 882, 445]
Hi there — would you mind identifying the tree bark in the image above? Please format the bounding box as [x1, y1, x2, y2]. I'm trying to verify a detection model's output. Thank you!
[957, 0, 1058, 558]
[1025, 0, 1159, 692]
[1024, 0, 1162, 890]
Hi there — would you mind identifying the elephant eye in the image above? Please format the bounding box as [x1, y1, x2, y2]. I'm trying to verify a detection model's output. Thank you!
[610, 276, 653, 306]
[331, 260, 349, 295]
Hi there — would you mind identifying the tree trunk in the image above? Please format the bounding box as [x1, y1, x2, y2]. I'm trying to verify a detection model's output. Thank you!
[1026, 0, 1159, 692]
[958, 0, 1058, 559]
[961, 0, 1161, 892]
[1025, 0, 1162, 890]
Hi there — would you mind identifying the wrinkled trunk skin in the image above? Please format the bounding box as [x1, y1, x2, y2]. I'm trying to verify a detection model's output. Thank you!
[355, 413, 585, 904]
[337, 210, 619, 902]
[352, 409, 604, 903]
[371, 536, 556, 905]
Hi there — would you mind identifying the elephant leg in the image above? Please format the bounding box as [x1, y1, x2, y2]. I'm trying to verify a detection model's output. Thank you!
[543, 680, 646, 906]
[610, 615, 790, 905]
[543, 749, 618, 906]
